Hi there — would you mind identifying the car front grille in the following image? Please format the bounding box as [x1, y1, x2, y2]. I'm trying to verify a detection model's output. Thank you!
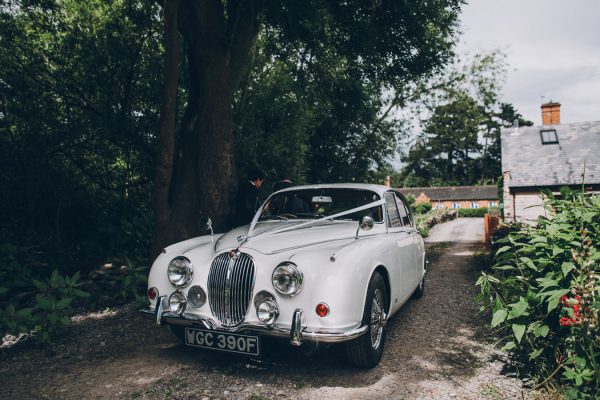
[207, 252, 255, 326]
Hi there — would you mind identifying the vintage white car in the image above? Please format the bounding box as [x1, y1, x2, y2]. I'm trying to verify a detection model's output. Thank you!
[141, 184, 425, 367]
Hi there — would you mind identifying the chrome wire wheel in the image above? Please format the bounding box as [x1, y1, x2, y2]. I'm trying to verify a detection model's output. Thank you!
[370, 288, 384, 349]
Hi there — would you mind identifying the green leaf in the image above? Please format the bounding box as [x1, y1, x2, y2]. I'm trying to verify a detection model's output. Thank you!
[508, 298, 529, 320]
[491, 309, 508, 327]
[501, 341, 516, 351]
[56, 298, 72, 310]
[496, 246, 511, 255]
[0, 287, 8, 296]
[512, 324, 526, 343]
[562, 262, 574, 277]
[32, 279, 48, 291]
[533, 324, 550, 338]
[529, 348, 543, 360]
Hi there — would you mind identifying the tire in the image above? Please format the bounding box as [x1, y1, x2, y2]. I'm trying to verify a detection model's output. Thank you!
[345, 272, 388, 368]
[412, 254, 426, 299]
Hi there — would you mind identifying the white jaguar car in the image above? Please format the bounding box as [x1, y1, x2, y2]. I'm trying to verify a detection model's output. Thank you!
[141, 184, 426, 367]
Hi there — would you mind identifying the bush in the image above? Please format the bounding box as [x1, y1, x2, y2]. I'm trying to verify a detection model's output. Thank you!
[477, 192, 600, 398]
[458, 207, 488, 217]
[414, 202, 433, 214]
[415, 208, 457, 237]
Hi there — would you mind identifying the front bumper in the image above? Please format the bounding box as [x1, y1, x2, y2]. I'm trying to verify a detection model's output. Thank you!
[139, 298, 367, 346]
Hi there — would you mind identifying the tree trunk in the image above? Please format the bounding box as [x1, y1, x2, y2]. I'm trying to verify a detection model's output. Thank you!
[151, 0, 260, 258]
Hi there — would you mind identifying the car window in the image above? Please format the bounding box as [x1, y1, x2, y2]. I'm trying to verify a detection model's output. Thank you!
[384, 192, 402, 228]
[395, 194, 413, 227]
[260, 188, 384, 223]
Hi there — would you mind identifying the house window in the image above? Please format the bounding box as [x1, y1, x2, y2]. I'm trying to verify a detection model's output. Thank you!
[453, 202, 461, 209]
[489, 201, 497, 207]
[470, 202, 478, 209]
[435, 203, 443, 209]
[540, 129, 558, 144]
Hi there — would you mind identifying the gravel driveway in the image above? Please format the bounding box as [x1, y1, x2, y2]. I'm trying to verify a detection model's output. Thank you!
[1, 240, 528, 400]
[426, 218, 484, 243]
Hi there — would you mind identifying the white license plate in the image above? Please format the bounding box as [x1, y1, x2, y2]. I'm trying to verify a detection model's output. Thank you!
[184, 328, 260, 356]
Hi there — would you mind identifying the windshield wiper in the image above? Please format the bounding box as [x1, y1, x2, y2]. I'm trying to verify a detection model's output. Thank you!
[293, 212, 322, 219]
[259, 215, 288, 221]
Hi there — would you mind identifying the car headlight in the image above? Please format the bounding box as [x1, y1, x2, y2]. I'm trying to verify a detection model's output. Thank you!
[169, 291, 187, 314]
[257, 300, 279, 326]
[272, 262, 303, 296]
[167, 257, 193, 287]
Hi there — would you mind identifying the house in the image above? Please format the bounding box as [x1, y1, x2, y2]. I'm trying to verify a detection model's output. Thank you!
[397, 186, 498, 209]
[501, 102, 600, 223]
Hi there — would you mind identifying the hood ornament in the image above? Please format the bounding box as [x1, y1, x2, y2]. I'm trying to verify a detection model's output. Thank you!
[228, 249, 239, 259]
[236, 235, 248, 245]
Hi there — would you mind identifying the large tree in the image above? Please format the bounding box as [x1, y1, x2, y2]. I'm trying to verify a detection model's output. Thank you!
[151, 0, 463, 255]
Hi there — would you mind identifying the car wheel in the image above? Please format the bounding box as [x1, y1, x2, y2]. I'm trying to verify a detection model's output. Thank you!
[412, 256, 426, 299]
[345, 271, 388, 368]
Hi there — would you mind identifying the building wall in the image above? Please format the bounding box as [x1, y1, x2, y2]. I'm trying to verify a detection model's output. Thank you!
[513, 192, 546, 224]
[432, 199, 497, 209]
[503, 171, 514, 221]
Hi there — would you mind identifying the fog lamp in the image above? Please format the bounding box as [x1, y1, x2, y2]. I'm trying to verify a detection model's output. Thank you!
[168, 291, 187, 314]
[257, 300, 279, 326]
[187, 285, 206, 308]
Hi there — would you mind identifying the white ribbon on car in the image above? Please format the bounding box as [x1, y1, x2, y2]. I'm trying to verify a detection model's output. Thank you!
[245, 198, 386, 240]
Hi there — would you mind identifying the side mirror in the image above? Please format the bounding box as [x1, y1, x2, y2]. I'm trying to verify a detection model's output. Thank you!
[360, 216, 374, 231]
[356, 216, 374, 239]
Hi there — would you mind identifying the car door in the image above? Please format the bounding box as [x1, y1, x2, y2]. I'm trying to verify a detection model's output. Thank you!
[395, 193, 424, 289]
[384, 192, 416, 304]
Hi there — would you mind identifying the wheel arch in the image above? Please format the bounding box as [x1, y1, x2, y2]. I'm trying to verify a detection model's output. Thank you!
[373, 265, 391, 314]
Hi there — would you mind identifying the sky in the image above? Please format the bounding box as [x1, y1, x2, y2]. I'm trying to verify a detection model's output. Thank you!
[458, 0, 600, 125]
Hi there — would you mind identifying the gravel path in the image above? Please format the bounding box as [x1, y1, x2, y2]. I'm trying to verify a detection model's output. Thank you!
[426, 218, 484, 243]
[1, 241, 529, 400]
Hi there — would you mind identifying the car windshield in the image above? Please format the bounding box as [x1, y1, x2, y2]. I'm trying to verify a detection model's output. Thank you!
[258, 188, 383, 223]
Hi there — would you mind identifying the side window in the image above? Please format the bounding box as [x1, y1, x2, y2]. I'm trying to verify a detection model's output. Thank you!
[395, 194, 413, 227]
[384, 192, 402, 228]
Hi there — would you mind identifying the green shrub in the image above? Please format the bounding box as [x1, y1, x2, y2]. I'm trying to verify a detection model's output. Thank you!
[458, 207, 488, 217]
[414, 202, 433, 214]
[477, 192, 600, 398]
[0, 269, 89, 343]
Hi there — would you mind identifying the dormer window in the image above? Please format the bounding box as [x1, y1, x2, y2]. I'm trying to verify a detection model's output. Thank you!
[540, 129, 558, 144]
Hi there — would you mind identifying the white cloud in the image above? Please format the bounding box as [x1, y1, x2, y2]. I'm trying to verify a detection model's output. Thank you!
[458, 0, 600, 124]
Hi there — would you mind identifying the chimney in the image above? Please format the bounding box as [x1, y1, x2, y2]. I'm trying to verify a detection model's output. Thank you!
[541, 101, 561, 125]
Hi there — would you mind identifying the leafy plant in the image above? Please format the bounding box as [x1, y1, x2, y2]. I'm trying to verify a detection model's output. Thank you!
[477, 191, 600, 398]
[458, 207, 488, 217]
[0, 269, 89, 344]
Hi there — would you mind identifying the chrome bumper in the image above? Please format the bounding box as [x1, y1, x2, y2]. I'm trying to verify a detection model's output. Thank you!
[139, 298, 367, 346]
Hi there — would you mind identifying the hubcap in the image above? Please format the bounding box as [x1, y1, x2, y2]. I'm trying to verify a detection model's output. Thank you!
[370, 288, 384, 349]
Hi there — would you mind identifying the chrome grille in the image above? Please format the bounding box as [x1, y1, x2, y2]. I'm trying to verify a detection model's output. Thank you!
[207, 252, 255, 326]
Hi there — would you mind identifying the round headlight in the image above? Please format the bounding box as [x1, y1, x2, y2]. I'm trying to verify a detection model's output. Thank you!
[168, 291, 187, 314]
[272, 262, 303, 296]
[257, 300, 279, 326]
[187, 285, 206, 308]
[168, 257, 193, 287]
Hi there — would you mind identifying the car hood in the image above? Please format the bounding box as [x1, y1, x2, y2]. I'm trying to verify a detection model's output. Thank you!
[215, 221, 375, 255]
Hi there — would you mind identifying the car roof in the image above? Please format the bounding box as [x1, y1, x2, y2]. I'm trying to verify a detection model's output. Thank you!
[274, 183, 393, 197]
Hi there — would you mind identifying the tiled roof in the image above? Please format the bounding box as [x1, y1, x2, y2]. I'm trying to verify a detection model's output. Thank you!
[396, 186, 498, 201]
[502, 121, 600, 188]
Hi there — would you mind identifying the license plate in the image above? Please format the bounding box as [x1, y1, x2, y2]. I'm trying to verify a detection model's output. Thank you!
[184, 328, 260, 356]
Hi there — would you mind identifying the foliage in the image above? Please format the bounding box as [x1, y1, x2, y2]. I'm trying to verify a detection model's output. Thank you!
[414, 202, 433, 215]
[415, 208, 457, 237]
[477, 192, 600, 398]
[401, 51, 533, 186]
[458, 207, 489, 218]
[0, 0, 161, 266]
[0, 269, 89, 344]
